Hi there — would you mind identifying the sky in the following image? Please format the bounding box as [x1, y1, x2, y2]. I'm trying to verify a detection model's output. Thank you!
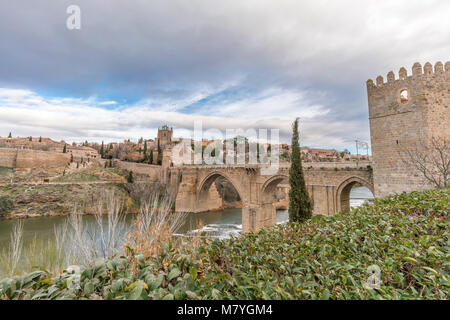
[0, 0, 449, 153]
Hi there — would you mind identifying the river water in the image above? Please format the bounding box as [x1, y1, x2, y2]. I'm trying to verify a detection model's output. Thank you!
[0, 187, 374, 249]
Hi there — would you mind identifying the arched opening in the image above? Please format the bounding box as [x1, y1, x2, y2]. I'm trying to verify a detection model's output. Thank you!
[337, 177, 374, 212]
[198, 172, 243, 213]
[261, 175, 290, 224]
[184, 172, 244, 238]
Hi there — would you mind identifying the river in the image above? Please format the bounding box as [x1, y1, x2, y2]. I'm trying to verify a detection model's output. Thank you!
[0, 187, 374, 249]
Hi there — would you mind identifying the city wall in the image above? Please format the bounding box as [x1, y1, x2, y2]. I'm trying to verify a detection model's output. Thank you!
[112, 160, 163, 182]
[0, 148, 70, 170]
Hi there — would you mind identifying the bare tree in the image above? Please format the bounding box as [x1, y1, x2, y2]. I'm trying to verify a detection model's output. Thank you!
[400, 136, 450, 188]
[124, 182, 172, 206]
[111, 143, 132, 160]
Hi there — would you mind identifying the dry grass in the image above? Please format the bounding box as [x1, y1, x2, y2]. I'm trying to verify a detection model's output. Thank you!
[66, 190, 128, 266]
[0, 221, 23, 276]
[124, 194, 186, 258]
[1, 189, 191, 278]
[0, 221, 69, 277]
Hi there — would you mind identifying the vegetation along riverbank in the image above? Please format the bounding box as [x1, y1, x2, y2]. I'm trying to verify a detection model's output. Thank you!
[0, 188, 448, 300]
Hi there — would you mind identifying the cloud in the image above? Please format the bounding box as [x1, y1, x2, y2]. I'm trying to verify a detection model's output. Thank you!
[99, 101, 118, 106]
[0, 86, 364, 149]
[0, 1, 449, 151]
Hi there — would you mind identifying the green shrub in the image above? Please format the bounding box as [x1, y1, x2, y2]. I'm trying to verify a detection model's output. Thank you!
[1, 189, 448, 300]
[0, 196, 14, 216]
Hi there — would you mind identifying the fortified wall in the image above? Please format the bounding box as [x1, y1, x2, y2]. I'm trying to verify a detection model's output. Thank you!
[112, 159, 163, 182]
[0, 138, 99, 163]
[0, 148, 70, 170]
[367, 61, 450, 198]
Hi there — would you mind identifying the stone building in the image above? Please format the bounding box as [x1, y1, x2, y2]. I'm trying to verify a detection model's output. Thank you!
[367, 61, 450, 198]
[300, 147, 341, 162]
[155, 125, 173, 149]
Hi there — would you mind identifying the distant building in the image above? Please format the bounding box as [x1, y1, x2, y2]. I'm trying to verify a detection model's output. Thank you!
[301, 147, 341, 162]
[155, 125, 173, 149]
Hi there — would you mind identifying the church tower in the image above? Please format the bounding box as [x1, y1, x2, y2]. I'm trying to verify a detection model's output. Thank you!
[157, 125, 173, 149]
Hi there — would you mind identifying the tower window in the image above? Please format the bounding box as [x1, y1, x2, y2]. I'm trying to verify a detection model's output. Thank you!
[399, 89, 410, 105]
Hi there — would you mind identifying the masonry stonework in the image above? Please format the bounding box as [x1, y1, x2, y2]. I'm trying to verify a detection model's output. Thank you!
[0, 148, 70, 170]
[112, 160, 163, 182]
[367, 61, 450, 198]
[171, 164, 373, 232]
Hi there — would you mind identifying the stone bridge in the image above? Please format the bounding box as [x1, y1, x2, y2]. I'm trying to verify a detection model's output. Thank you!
[167, 162, 373, 232]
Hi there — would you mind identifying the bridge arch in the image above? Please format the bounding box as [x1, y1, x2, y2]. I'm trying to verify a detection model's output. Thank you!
[336, 176, 374, 213]
[197, 171, 244, 204]
[261, 174, 289, 203]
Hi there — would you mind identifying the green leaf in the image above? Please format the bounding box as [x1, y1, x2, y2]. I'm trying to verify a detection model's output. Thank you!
[168, 268, 181, 282]
[186, 290, 198, 299]
[84, 281, 95, 296]
[422, 267, 439, 275]
[128, 280, 146, 300]
[189, 267, 198, 281]
[162, 293, 174, 300]
[404, 257, 419, 264]
[211, 288, 221, 299]
[112, 279, 124, 293]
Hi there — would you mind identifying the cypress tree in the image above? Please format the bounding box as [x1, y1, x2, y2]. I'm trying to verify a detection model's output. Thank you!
[100, 141, 105, 159]
[256, 143, 260, 161]
[8, 132, 12, 138]
[289, 118, 313, 223]
[143, 141, 148, 157]
[63, 144, 67, 153]
[149, 149, 154, 164]
[157, 140, 162, 165]
[39, 136, 42, 143]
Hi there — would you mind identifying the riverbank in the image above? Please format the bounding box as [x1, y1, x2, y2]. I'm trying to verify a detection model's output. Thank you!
[0, 182, 129, 219]
[0, 164, 132, 219]
[1, 188, 448, 300]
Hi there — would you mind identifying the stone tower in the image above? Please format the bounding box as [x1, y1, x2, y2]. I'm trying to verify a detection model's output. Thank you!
[367, 61, 450, 198]
[157, 125, 173, 149]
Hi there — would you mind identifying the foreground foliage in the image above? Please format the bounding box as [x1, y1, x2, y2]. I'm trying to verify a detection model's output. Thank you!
[1, 189, 448, 300]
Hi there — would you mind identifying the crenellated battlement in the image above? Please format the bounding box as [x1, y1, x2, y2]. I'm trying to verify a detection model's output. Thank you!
[366, 61, 450, 89]
[367, 60, 450, 199]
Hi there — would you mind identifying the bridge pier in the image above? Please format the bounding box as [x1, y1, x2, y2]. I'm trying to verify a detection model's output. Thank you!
[175, 171, 224, 213]
[242, 203, 276, 233]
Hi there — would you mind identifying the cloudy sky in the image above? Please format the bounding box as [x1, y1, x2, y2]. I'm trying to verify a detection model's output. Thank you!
[0, 0, 449, 152]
